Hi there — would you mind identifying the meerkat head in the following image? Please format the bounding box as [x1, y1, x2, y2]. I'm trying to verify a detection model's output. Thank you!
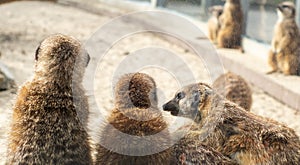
[163, 83, 213, 122]
[277, 1, 295, 19]
[209, 5, 223, 18]
[114, 72, 158, 109]
[34, 34, 90, 83]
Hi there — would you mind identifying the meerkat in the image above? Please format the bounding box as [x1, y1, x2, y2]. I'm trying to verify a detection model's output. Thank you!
[163, 83, 300, 164]
[268, 1, 300, 75]
[95, 73, 173, 164]
[212, 72, 252, 111]
[217, 0, 243, 51]
[95, 73, 235, 165]
[208, 5, 224, 44]
[6, 34, 92, 164]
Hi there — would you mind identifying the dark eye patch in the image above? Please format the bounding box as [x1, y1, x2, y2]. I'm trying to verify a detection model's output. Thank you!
[176, 92, 185, 100]
[282, 5, 289, 8]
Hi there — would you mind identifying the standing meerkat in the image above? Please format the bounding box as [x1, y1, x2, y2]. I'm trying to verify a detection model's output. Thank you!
[208, 5, 224, 44]
[268, 1, 300, 75]
[217, 0, 243, 51]
[7, 34, 92, 164]
[163, 83, 300, 164]
[212, 72, 252, 111]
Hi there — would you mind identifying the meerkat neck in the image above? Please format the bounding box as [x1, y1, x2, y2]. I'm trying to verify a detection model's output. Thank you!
[195, 95, 213, 124]
[277, 10, 285, 23]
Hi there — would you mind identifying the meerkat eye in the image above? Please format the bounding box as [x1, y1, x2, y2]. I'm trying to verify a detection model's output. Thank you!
[175, 92, 185, 100]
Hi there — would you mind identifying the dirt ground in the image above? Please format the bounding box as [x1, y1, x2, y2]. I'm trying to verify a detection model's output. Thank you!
[0, 1, 299, 163]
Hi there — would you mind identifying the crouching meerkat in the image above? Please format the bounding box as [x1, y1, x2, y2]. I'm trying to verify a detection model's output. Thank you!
[7, 34, 92, 164]
[217, 0, 243, 51]
[208, 5, 224, 44]
[163, 83, 300, 164]
[268, 1, 300, 75]
[212, 72, 252, 111]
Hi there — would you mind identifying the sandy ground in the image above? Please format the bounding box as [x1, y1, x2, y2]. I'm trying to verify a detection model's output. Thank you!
[0, 1, 299, 163]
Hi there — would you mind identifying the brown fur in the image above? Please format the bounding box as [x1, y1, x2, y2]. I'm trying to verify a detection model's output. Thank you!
[6, 34, 92, 164]
[95, 73, 172, 165]
[172, 130, 237, 165]
[163, 83, 300, 165]
[217, 0, 243, 50]
[212, 72, 252, 111]
[268, 1, 300, 75]
[208, 5, 224, 44]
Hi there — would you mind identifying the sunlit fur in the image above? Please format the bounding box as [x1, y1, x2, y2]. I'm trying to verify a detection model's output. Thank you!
[7, 34, 92, 164]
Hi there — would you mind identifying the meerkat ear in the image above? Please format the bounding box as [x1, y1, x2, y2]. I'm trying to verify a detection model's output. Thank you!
[35, 46, 41, 61]
[85, 53, 90, 67]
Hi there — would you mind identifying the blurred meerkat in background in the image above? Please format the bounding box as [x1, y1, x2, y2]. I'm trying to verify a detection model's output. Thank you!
[268, 1, 300, 75]
[208, 5, 224, 44]
[212, 72, 252, 111]
[217, 0, 243, 51]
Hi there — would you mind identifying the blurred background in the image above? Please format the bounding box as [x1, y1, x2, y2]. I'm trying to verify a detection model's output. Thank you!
[128, 0, 297, 43]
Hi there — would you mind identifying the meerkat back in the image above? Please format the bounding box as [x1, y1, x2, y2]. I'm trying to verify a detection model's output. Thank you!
[6, 34, 92, 164]
[212, 72, 252, 111]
